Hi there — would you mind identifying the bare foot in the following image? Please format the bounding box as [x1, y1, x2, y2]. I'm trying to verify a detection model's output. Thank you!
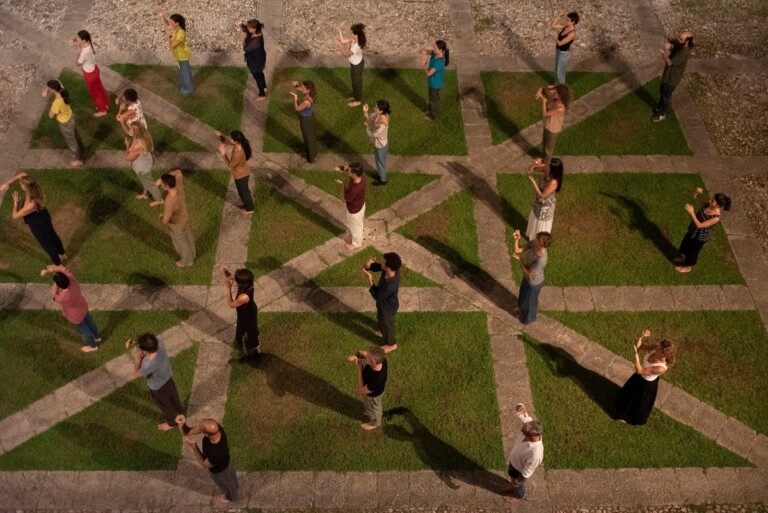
[360, 422, 379, 431]
[374, 330, 383, 338]
[383, 343, 398, 353]
[215, 494, 231, 504]
[503, 495, 520, 504]
[617, 419, 627, 424]
[239, 208, 254, 215]
[94, 111, 107, 118]
[675, 266, 692, 273]
[175, 261, 193, 268]
[345, 243, 360, 250]
[136, 193, 149, 200]
[348, 101, 361, 107]
[157, 422, 175, 431]
[80, 345, 99, 353]
[255, 95, 267, 102]
[149, 200, 164, 207]
[71, 160, 83, 167]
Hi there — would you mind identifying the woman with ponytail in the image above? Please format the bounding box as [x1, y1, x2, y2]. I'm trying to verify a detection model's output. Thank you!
[43, 80, 85, 167]
[72, 30, 108, 116]
[420, 40, 449, 120]
[675, 188, 731, 273]
[157, 11, 194, 95]
[215, 129, 255, 215]
[237, 18, 267, 101]
[336, 22, 367, 107]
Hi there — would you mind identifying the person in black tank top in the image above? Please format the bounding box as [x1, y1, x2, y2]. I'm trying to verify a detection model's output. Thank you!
[675, 189, 731, 273]
[550, 11, 579, 85]
[223, 267, 261, 357]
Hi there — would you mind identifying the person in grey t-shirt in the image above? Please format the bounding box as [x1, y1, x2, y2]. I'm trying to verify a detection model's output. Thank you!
[513, 230, 552, 325]
[132, 332, 184, 431]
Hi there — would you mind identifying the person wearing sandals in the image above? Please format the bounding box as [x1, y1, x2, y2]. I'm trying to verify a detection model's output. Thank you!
[1, 172, 67, 265]
[549, 11, 579, 85]
[215, 129, 255, 215]
[675, 188, 731, 273]
[363, 99, 390, 186]
[238, 18, 267, 101]
[222, 267, 261, 359]
[72, 30, 108, 117]
[526, 157, 563, 240]
[512, 230, 551, 325]
[126, 123, 163, 206]
[536, 83, 571, 164]
[420, 40, 449, 120]
[613, 330, 675, 425]
[290, 80, 318, 163]
[336, 22, 366, 107]
[43, 80, 85, 167]
[41, 264, 101, 353]
[157, 11, 194, 95]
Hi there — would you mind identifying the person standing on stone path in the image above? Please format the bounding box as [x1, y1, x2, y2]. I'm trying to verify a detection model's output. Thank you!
[1, 172, 67, 265]
[504, 420, 544, 502]
[612, 330, 675, 425]
[289, 80, 318, 163]
[536, 83, 571, 164]
[40, 264, 101, 353]
[115, 88, 147, 135]
[42, 80, 85, 167]
[347, 346, 388, 430]
[512, 230, 551, 325]
[336, 21, 367, 107]
[237, 18, 267, 101]
[156, 169, 196, 268]
[549, 11, 579, 85]
[176, 415, 240, 504]
[420, 40, 449, 120]
[363, 252, 401, 352]
[675, 187, 730, 273]
[215, 129, 255, 215]
[157, 12, 194, 96]
[72, 30, 109, 117]
[222, 267, 261, 359]
[132, 332, 185, 431]
[334, 162, 366, 250]
[126, 123, 163, 206]
[363, 99, 390, 186]
[652, 31, 694, 122]
[525, 157, 563, 241]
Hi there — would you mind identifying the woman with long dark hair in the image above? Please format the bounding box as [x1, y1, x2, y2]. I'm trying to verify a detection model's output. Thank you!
[43, 80, 85, 167]
[238, 18, 267, 101]
[363, 99, 390, 185]
[157, 11, 194, 95]
[290, 80, 318, 163]
[336, 22, 366, 107]
[223, 267, 260, 358]
[675, 188, 731, 273]
[72, 30, 108, 116]
[420, 40, 449, 120]
[215, 129, 255, 215]
[525, 157, 563, 240]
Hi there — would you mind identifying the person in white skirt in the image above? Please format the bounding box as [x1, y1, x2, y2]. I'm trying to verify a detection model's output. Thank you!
[525, 157, 563, 241]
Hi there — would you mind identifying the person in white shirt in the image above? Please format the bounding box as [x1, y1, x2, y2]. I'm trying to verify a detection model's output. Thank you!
[336, 22, 367, 107]
[505, 411, 543, 502]
[363, 99, 390, 185]
[73, 30, 108, 116]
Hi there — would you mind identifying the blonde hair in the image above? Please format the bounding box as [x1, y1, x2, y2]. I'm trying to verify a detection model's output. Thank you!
[130, 123, 154, 153]
[20, 176, 45, 209]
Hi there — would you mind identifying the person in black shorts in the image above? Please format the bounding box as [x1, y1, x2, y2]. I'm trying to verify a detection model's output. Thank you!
[347, 346, 388, 431]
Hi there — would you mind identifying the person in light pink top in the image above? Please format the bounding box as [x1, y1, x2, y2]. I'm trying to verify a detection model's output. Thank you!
[41, 265, 101, 352]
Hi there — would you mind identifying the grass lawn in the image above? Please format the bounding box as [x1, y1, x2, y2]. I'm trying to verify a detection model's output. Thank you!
[0, 168, 228, 285]
[0, 344, 197, 470]
[110, 64, 249, 133]
[263, 67, 467, 156]
[481, 71, 618, 144]
[290, 169, 440, 216]
[556, 78, 691, 155]
[522, 335, 749, 468]
[225, 312, 504, 471]
[547, 311, 768, 436]
[497, 173, 743, 286]
[396, 189, 480, 271]
[30, 70, 204, 152]
[247, 181, 343, 278]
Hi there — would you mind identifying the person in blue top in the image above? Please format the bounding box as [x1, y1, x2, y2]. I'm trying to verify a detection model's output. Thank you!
[420, 40, 449, 120]
[363, 252, 402, 352]
[289, 80, 318, 163]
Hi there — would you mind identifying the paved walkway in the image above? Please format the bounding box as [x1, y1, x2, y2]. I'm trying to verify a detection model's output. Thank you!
[0, 0, 768, 510]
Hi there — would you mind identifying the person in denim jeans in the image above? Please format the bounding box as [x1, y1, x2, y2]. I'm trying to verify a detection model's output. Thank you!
[42, 264, 101, 353]
[505, 419, 544, 502]
[652, 32, 694, 122]
[550, 11, 579, 85]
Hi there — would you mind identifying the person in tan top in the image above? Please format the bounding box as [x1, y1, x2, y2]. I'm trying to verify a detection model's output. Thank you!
[215, 130, 255, 215]
[156, 169, 195, 267]
[536, 84, 571, 164]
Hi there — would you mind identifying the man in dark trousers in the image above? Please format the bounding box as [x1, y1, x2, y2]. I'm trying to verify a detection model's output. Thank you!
[133, 332, 184, 431]
[652, 31, 694, 122]
[363, 252, 401, 352]
[347, 346, 388, 430]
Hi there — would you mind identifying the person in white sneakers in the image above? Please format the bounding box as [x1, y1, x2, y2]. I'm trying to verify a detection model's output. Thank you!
[505, 404, 544, 502]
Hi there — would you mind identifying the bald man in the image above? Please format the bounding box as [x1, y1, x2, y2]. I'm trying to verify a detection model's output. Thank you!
[176, 415, 239, 504]
[653, 31, 694, 122]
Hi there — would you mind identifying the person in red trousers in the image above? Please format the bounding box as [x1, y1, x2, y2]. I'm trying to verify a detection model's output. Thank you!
[73, 30, 108, 117]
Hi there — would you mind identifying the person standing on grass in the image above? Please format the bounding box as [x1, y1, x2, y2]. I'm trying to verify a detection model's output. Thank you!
[363, 99, 390, 186]
[238, 18, 267, 101]
[176, 415, 239, 504]
[132, 332, 184, 432]
[215, 130, 255, 215]
[536, 83, 571, 164]
[156, 170, 196, 268]
[525, 157, 563, 241]
[289, 80, 318, 163]
[504, 420, 544, 502]
[336, 22, 366, 107]
[653, 31, 694, 122]
[512, 230, 551, 325]
[43, 80, 85, 167]
[420, 40, 449, 120]
[347, 346, 388, 431]
[222, 267, 261, 359]
[72, 30, 108, 117]
[334, 162, 366, 250]
[157, 12, 194, 96]
[549, 11, 579, 85]
[40, 264, 101, 353]
[1, 173, 67, 265]
[126, 123, 163, 206]
[115, 88, 147, 135]
[612, 330, 675, 425]
[363, 252, 401, 352]
[675, 187, 730, 273]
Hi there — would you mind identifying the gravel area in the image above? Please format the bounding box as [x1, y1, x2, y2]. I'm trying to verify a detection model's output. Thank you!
[735, 174, 768, 262]
[0, 0, 70, 33]
[0, 64, 37, 136]
[651, 0, 768, 59]
[553, 505, 768, 513]
[470, 0, 644, 59]
[0, 29, 26, 50]
[279, 0, 453, 55]
[687, 73, 768, 156]
[83, 0, 261, 52]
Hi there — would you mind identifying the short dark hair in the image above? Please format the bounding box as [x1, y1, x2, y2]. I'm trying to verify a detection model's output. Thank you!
[383, 252, 402, 272]
[376, 99, 391, 115]
[123, 88, 138, 102]
[714, 192, 731, 211]
[348, 162, 363, 177]
[52, 271, 70, 289]
[368, 346, 386, 364]
[161, 173, 176, 188]
[137, 333, 159, 353]
[567, 12, 580, 24]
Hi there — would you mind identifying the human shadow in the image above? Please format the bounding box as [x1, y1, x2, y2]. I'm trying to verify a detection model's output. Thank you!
[600, 191, 679, 262]
[315, 66, 353, 98]
[377, 67, 428, 113]
[594, 32, 657, 108]
[303, 277, 379, 342]
[263, 102, 306, 154]
[315, 115, 360, 158]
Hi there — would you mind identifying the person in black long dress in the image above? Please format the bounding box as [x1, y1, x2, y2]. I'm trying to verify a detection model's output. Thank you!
[237, 18, 267, 101]
[1, 172, 67, 264]
[613, 330, 676, 425]
[223, 267, 260, 358]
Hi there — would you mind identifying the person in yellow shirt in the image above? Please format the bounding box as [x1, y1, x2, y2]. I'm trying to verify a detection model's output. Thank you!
[157, 12, 194, 95]
[43, 80, 85, 166]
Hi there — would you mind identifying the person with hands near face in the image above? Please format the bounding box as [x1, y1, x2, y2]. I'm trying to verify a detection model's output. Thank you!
[156, 11, 194, 95]
[364, 252, 402, 352]
[237, 18, 267, 101]
[72, 30, 108, 116]
[42, 80, 85, 167]
[336, 21, 367, 107]
[653, 31, 694, 122]
[347, 346, 388, 430]
[156, 170, 195, 268]
[215, 130, 255, 215]
[290, 80, 318, 163]
[675, 187, 730, 273]
[421, 40, 449, 120]
[41, 264, 101, 352]
[132, 332, 185, 432]
[549, 11, 579, 85]
[363, 99, 390, 185]
[334, 162, 366, 250]
[126, 123, 163, 205]
[525, 157, 564, 240]
[223, 267, 261, 358]
[536, 83, 571, 164]
[504, 419, 544, 503]
[513, 230, 552, 325]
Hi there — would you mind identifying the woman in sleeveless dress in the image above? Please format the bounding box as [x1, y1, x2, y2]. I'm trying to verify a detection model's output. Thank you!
[613, 330, 676, 426]
[549, 11, 579, 85]
[676, 188, 731, 273]
[290, 80, 318, 163]
[526, 157, 564, 241]
[223, 267, 261, 358]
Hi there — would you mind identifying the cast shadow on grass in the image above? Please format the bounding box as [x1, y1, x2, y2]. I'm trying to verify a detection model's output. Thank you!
[315, 67, 353, 99]
[315, 116, 360, 158]
[377, 68, 428, 113]
[600, 191, 679, 262]
[265, 110, 311, 154]
[304, 278, 379, 342]
[594, 33, 656, 108]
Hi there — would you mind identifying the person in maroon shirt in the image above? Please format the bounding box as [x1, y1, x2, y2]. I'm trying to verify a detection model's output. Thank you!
[41, 264, 101, 352]
[334, 162, 367, 250]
